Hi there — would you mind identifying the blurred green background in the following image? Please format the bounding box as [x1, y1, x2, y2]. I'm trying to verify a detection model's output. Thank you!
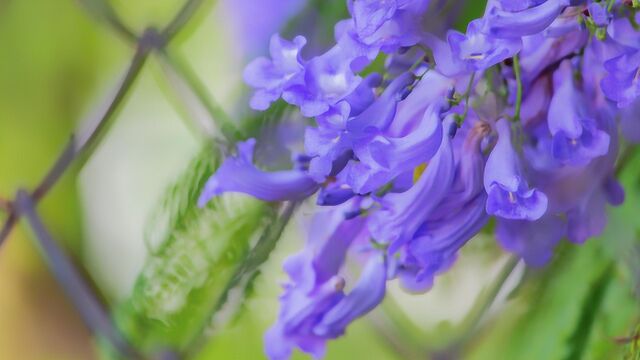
[0, 1, 638, 359]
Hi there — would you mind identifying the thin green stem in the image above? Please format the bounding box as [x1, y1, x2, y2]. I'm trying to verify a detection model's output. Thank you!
[512, 54, 523, 122]
[462, 256, 520, 335]
[455, 72, 476, 126]
[435, 256, 520, 357]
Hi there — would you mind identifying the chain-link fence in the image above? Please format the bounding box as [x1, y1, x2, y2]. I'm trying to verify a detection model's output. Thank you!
[0, 0, 228, 358]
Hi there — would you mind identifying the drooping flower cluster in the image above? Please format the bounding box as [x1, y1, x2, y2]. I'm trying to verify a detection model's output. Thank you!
[199, 1, 639, 358]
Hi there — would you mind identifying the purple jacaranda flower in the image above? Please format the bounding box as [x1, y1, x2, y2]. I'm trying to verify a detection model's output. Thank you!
[198, 139, 318, 205]
[386, 70, 455, 135]
[564, 173, 623, 244]
[284, 45, 362, 117]
[346, 0, 430, 52]
[265, 205, 386, 360]
[400, 193, 488, 291]
[333, 20, 381, 71]
[313, 254, 387, 337]
[566, 185, 607, 244]
[620, 98, 640, 143]
[443, 19, 522, 73]
[484, 0, 572, 39]
[524, 101, 621, 244]
[607, 12, 640, 50]
[244, 35, 307, 111]
[484, 118, 548, 221]
[519, 76, 552, 128]
[400, 121, 490, 291]
[587, 2, 611, 27]
[518, 30, 587, 87]
[548, 61, 610, 166]
[343, 73, 383, 117]
[347, 101, 444, 194]
[497, 0, 547, 12]
[601, 50, 640, 107]
[332, 0, 430, 71]
[369, 118, 456, 252]
[543, 10, 582, 37]
[496, 215, 565, 266]
[316, 170, 356, 206]
[304, 73, 413, 183]
[346, 72, 415, 135]
[307, 142, 353, 184]
[223, 1, 640, 357]
[305, 115, 353, 182]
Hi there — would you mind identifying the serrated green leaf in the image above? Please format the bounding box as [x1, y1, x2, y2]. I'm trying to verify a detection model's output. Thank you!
[114, 143, 277, 354]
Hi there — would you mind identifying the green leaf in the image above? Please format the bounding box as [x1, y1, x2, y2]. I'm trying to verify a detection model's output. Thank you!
[114, 143, 277, 354]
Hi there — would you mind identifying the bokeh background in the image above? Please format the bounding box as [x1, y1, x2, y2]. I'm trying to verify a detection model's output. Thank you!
[0, 1, 638, 359]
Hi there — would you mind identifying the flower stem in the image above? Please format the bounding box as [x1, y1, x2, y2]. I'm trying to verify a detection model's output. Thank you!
[435, 256, 521, 357]
[512, 54, 523, 122]
[455, 72, 476, 126]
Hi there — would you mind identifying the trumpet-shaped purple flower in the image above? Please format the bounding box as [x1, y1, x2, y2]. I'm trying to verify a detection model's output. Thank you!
[484, 119, 548, 221]
[346, 72, 415, 135]
[518, 30, 587, 87]
[265, 207, 386, 360]
[198, 139, 318, 205]
[304, 123, 352, 182]
[348, 101, 443, 194]
[244, 35, 307, 111]
[601, 50, 640, 108]
[347, 0, 429, 52]
[496, 215, 565, 266]
[370, 118, 456, 252]
[400, 122, 490, 290]
[587, 2, 611, 27]
[219, 0, 640, 357]
[484, 0, 572, 39]
[285, 45, 362, 117]
[445, 19, 521, 73]
[548, 62, 610, 166]
[497, 0, 547, 12]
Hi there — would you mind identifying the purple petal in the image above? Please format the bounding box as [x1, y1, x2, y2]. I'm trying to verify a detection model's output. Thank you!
[198, 139, 319, 205]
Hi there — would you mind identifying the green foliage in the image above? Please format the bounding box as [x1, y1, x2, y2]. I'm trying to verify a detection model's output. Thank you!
[453, 0, 488, 32]
[114, 143, 277, 354]
[467, 151, 640, 360]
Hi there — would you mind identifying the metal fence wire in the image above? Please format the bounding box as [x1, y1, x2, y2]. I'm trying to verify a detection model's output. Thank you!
[0, 0, 221, 358]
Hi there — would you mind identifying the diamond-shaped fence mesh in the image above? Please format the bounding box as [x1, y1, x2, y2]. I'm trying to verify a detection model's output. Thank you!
[0, 0, 227, 358]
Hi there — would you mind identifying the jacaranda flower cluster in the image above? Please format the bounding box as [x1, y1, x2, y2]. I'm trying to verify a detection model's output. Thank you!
[199, 1, 639, 358]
